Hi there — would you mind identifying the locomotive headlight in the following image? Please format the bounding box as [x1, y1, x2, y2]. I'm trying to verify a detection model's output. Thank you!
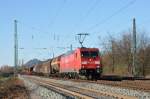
[82, 65, 85, 68]
[97, 65, 100, 68]
[82, 61, 87, 64]
[95, 61, 100, 64]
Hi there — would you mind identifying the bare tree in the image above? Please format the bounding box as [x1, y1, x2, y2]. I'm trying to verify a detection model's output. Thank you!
[137, 32, 150, 76]
[100, 30, 150, 76]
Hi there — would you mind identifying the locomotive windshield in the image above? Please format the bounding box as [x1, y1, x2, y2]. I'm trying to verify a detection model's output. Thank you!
[81, 51, 99, 58]
[91, 51, 99, 57]
[81, 51, 89, 57]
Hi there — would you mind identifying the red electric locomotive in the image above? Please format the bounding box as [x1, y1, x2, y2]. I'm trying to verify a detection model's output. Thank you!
[60, 47, 102, 79]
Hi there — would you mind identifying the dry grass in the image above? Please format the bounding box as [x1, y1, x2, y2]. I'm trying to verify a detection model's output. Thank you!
[0, 77, 30, 99]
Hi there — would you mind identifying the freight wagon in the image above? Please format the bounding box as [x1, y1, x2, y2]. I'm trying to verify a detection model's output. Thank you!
[41, 59, 51, 76]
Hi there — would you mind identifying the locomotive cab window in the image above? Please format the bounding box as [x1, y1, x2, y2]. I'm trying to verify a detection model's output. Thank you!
[81, 51, 90, 57]
[90, 51, 99, 58]
[81, 51, 99, 58]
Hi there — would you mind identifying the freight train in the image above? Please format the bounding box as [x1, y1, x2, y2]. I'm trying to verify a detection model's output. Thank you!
[32, 47, 102, 80]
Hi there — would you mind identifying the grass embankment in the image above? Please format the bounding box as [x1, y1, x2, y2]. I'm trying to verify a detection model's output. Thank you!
[0, 76, 29, 99]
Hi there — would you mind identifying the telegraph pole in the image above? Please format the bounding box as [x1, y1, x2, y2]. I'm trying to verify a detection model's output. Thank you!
[14, 20, 18, 76]
[132, 18, 137, 76]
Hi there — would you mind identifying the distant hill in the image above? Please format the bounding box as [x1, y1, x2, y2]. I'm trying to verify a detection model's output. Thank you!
[25, 59, 42, 67]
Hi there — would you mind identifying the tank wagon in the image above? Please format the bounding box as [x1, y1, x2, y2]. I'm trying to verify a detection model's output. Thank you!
[33, 47, 102, 79]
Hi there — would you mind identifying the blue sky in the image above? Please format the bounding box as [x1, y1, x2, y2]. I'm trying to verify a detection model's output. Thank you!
[0, 0, 150, 66]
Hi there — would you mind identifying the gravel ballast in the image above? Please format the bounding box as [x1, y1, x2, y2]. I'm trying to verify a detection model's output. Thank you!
[37, 76, 150, 99]
[21, 75, 150, 99]
[20, 76, 67, 99]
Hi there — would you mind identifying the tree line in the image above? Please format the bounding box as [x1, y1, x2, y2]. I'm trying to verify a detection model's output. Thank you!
[101, 30, 150, 77]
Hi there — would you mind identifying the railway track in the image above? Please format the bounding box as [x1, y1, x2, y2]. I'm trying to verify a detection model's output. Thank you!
[97, 80, 150, 92]
[23, 75, 137, 99]
[64, 78, 150, 92]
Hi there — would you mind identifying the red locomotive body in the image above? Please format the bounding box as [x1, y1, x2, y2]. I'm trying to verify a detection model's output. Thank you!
[60, 48, 102, 79]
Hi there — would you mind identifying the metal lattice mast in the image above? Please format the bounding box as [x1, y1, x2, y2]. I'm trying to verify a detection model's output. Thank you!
[14, 20, 18, 75]
[132, 18, 137, 76]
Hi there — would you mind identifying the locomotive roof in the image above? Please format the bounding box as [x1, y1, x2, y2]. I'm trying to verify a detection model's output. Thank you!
[62, 50, 75, 57]
[62, 48, 99, 56]
[79, 47, 99, 50]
